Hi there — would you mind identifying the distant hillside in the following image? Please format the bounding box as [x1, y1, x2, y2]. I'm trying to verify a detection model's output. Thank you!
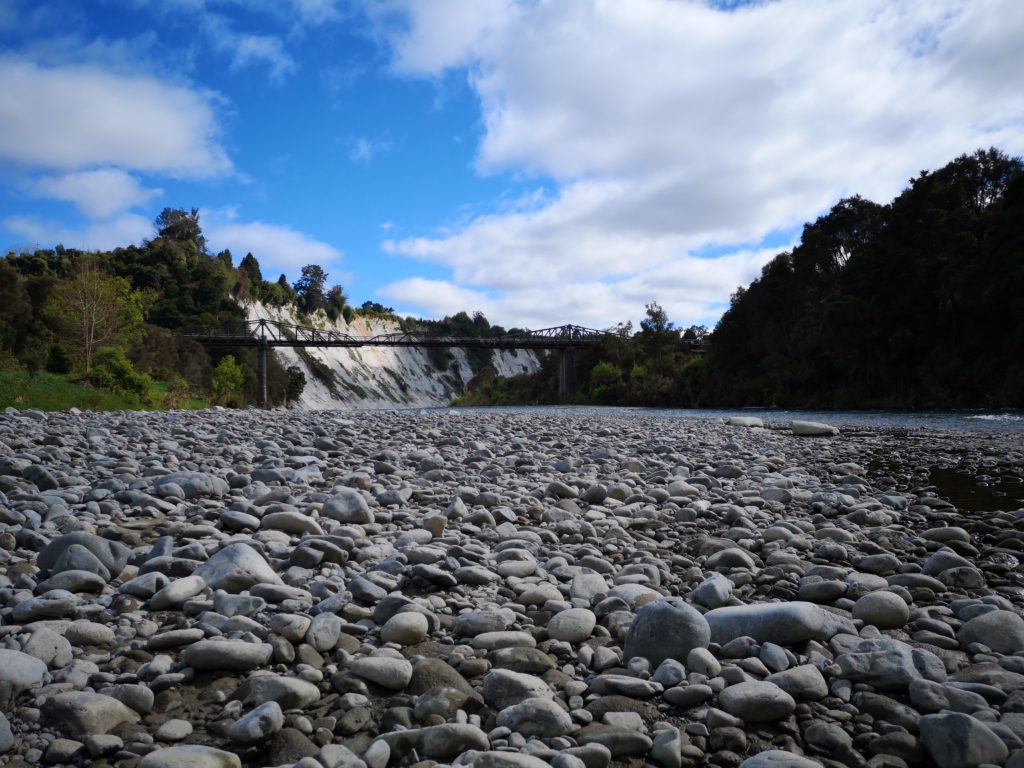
[0, 208, 533, 409]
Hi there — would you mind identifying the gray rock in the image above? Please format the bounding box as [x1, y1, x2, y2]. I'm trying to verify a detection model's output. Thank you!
[42, 691, 140, 738]
[152, 472, 229, 499]
[154, 719, 193, 742]
[0, 712, 13, 754]
[350, 656, 413, 690]
[623, 597, 710, 667]
[139, 745, 242, 768]
[482, 669, 555, 709]
[766, 664, 829, 701]
[0, 649, 48, 696]
[792, 420, 839, 436]
[852, 591, 910, 630]
[228, 701, 284, 744]
[548, 608, 596, 643]
[496, 697, 573, 737]
[232, 675, 321, 709]
[194, 543, 283, 592]
[738, 751, 823, 767]
[37, 532, 130, 578]
[380, 612, 429, 645]
[957, 610, 1024, 654]
[693, 573, 734, 608]
[919, 712, 1009, 768]
[322, 488, 374, 524]
[181, 639, 273, 671]
[836, 638, 946, 691]
[705, 601, 856, 645]
[718, 681, 796, 722]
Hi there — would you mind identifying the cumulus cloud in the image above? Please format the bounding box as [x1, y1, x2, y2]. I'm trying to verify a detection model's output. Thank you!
[0, 57, 231, 177]
[30, 169, 163, 220]
[374, 0, 1024, 327]
[3, 212, 153, 251]
[204, 217, 344, 280]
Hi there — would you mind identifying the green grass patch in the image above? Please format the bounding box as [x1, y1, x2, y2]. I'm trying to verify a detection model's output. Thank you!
[0, 370, 208, 412]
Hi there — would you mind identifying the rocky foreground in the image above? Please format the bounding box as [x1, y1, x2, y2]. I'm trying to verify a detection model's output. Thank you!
[0, 407, 1023, 768]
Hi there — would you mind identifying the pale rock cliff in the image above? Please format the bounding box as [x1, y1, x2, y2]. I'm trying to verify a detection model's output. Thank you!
[245, 303, 541, 409]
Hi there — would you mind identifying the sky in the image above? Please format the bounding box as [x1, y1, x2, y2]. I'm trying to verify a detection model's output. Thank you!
[2, 0, 1022, 331]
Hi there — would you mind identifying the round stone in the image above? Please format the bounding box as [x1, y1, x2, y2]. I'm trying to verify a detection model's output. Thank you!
[852, 591, 910, 630]
[623, 597, 710, 667]
[547, 608, 596, 644]
[380, 612, 429, 645]
[718, 682, 796, 722]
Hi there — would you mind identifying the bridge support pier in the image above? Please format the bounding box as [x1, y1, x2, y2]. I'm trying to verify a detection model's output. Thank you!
[558, 348, 577, 400]
[257, 340, 268, 409]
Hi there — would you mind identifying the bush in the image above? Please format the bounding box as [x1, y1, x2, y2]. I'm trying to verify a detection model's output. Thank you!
[88, 346, 152, 398]
[212, 354, 247, 407]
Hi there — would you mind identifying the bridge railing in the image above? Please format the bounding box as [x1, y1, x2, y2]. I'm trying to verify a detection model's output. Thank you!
[178, 319, 613, 349]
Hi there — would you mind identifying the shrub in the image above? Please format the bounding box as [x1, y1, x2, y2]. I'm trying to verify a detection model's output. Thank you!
[88, 346, 152, 398]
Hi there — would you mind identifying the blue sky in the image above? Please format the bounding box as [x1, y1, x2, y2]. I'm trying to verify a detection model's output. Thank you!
[2, 0, 1022, 329]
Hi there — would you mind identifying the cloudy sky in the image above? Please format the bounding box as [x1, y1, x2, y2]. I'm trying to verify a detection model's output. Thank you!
[2, 0, 1022, 330]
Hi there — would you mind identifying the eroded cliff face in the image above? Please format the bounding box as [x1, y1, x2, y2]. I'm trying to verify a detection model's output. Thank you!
[246, 303, 541, 409]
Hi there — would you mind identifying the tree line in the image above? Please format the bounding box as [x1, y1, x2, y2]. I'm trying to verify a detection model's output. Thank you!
[459, 148, 1024, 409]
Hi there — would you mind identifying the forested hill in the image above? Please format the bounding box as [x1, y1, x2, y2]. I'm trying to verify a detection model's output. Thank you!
[0, 208, 509, 409]
[705, 148, 1023, 408]
[458, 148, 1023, 409]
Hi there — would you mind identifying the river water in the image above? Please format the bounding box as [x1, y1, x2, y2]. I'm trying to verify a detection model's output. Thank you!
[446, 405, 1024, 434]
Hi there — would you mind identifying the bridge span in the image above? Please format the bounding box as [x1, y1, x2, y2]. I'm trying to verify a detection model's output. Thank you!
[180, 319, 612, 407]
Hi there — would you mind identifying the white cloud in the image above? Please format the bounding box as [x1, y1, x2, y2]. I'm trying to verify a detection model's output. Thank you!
[374, 0, 1024, 328]
[346, 135, 392, 165]
[0, 57, 231, 177]
[30, 169, 163, 220]
[3, 213, 153, 251]
[205, 217, 344, 280]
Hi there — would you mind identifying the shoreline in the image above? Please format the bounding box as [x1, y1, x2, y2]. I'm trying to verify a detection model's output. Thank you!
[0, 408, 1022, 767]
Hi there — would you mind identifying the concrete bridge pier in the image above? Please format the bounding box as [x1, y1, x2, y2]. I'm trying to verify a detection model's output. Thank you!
[558, 348, 577, 400]
[257, 339, 269, 409]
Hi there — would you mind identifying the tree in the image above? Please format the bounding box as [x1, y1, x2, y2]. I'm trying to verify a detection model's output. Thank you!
[294, 264, 327, 313]
[212, 354, 246, 407]
[286, 366, 306, 404]
[155, 208, 206, 252]
[47, 257, 148, 372]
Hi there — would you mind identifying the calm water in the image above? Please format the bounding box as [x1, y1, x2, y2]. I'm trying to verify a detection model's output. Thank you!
[446, 405, 1024, 434]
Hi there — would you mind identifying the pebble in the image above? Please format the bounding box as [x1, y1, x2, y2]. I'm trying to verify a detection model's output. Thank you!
[0, 407, 1020, 768]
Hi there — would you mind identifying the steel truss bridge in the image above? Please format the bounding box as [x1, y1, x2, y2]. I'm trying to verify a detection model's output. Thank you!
[180, 318, 613, 407]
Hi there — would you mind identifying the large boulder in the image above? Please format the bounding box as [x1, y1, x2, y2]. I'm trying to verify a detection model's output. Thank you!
[956, 610, 1024, 654]
[836, 638, 946, 691]
[623, 597, 711, 667]
[37, 532, 130, 579]
[42, 692, 140, 738]
[705, 602, 855, 645]
[919, 712, 1009, 768]
[791, 421, 839, 437]
[152, 472, 229, 499]
[194, 543, 282, 592]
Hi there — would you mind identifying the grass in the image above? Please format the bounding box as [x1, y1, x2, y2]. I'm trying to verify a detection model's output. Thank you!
[0, 370, 207, 412]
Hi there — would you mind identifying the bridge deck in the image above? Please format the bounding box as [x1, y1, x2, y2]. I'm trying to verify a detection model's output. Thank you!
[179, 319, 611, 350]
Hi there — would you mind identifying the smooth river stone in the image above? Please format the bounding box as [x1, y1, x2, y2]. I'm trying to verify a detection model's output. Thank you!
[623, 597, 710, 667]
[180, 640, 273, 671]
[705, 601, 856, 645]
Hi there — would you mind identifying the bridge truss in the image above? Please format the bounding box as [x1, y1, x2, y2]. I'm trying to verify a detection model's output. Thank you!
[180, 319, 613, 407]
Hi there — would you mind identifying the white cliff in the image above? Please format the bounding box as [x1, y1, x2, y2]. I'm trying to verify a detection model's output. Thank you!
[245, 302, 541, 409]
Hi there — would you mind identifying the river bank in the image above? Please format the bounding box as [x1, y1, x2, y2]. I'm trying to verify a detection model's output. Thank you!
[0, 407, 1022, 768]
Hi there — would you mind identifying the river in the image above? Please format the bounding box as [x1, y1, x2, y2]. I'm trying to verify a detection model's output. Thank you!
[445, 405, 1024, 434]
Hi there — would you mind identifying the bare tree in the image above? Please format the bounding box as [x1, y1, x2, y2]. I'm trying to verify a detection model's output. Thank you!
[51, 258, 127, 372]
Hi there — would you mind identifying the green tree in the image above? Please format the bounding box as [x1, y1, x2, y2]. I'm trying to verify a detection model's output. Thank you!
[294, 264, 327, 313]
[286, 365, 306, 403]
[212, 354, 246, 407]
[155, 207, 206, 252]
[46, 257, 149, 372]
